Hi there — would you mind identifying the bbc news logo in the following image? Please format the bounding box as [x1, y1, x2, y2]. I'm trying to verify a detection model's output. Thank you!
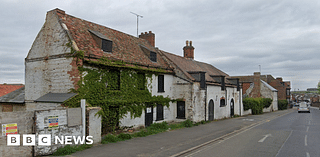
[7, 134, 93, 146]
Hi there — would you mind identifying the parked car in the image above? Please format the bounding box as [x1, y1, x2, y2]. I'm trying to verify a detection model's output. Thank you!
[298, 102, 310, 113]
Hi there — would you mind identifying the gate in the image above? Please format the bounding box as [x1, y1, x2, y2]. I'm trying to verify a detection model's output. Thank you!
[208, 99, 214, 121]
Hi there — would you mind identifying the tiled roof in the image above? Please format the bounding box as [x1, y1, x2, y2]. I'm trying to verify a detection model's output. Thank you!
[160, 50, 229, 83]
[52, 8, 171, 71]
[0, 86, 25, 103]
[0, 84, 24, 97]
[231, 76, 254, 83]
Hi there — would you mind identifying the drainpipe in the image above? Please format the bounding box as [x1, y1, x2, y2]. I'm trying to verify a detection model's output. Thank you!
[205, 85, 207, 121]
[81, 99, 86, 138]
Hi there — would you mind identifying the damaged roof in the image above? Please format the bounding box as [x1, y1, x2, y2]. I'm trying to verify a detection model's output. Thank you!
[52, 8, 172, 71]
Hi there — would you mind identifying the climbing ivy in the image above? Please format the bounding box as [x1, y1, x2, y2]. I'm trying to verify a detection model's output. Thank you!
[64, 55, 173, 133]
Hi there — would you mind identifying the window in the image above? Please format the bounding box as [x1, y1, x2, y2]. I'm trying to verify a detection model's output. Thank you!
[137, 72, 145, 90]
[158, 75, 164, 92]
[102, 39, 112, 52]
[200, 72, 206, 90]
[150, 51, 157, 62]
[177, 101, 185, 119]
[156, 104, 164, 121]
[220, 98, 226, 107]
[107, 69, 120, 90]
[221, 76, 225, 91]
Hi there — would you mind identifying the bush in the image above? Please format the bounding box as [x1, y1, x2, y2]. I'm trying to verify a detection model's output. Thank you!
[181, 119, 193, 127]
[278, 100, 288, 110]
[260, 98, 272, 108]
[117, 133, 132, 140]
[243, 97, 272, 115]
[101, 134, 119, 144]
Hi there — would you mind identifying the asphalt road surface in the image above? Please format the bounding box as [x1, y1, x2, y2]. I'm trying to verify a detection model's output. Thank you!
[68, 108, 320, 157]
[181, 107, 320, 157]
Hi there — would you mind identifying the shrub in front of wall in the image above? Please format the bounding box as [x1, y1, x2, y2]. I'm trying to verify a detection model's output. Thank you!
[243, 98, 266, 115]
[278, 100, 288, 110]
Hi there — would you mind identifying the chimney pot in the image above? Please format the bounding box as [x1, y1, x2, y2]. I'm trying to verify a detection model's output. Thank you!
[139, 31, 155, 47]
[183, 40, 195, 59]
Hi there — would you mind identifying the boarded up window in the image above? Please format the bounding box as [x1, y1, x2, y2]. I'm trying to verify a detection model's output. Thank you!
[150, 51, 157, 62]
[177, 101, 185, 119]
[156, 104, 164, 121]
[200, 72, 206, 90]
[158, 75, 164, 92]
[220, 98, 226, 107]
[107, 69, 120, 90]
[137, 72, 145, 90]
[2, 104, 13, 112]
[221, 76, 225, 91]
[102, 39, 112, 52]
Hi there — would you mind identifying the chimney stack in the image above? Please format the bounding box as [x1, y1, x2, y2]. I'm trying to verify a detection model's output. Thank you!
[183, 40, 195, 59]
[276, 77, 283, 82]
[139, 31, 155, 47]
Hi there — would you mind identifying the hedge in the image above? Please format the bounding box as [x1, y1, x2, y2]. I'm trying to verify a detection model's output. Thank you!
[243, 97, 273, 115]
[278, 100, 288, 110]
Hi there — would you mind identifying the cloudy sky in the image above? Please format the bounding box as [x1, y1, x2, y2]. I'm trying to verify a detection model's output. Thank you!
[1, 0, 320, 91]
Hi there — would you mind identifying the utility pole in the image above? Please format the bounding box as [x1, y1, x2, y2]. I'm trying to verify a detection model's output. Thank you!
[130, 12, 143, 37]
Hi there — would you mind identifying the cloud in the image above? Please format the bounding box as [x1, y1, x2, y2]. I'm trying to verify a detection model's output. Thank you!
[0, 0, 320, 90]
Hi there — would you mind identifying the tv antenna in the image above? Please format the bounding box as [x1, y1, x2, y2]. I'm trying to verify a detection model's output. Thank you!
[130, 12, 143, 37]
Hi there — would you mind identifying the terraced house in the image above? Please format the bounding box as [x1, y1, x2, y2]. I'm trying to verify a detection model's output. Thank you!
[25, 8, 243, 131]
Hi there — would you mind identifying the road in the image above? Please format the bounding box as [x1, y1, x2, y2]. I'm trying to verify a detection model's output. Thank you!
[68, 108, 320, 157]
[180, 107, 320, 157]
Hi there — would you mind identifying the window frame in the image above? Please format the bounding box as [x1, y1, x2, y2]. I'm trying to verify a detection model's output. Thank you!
[158, 75, 165, 93]
[156, 104, 164, 121]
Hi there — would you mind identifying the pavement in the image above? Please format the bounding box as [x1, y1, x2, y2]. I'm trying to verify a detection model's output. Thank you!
[63, 109, 293, 157]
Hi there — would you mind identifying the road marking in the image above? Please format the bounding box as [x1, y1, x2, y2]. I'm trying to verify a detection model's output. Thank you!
[258, 134, 272, 143]
[275, 130, 293, 157]
[305, 135, 308, 146]
[171, 110, 293, 157]
[306, 152, 310, 157]
[306, 126, 309, 132]
[308, 121, 311, 125]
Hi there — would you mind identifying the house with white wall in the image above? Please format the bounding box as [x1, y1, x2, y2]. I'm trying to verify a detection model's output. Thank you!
[25, 8, 244, 131]
[160, 41, 243, 121]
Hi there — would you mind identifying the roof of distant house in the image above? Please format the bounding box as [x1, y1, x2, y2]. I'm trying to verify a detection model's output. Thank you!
[160, 50, 232, 84]
[35, 93, 77, 103]
[0, 84, 24, 97]
[0, 86, 25, 103]
[51, 8, 172, 72]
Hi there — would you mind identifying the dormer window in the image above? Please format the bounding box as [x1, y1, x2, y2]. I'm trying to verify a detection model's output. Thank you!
[150, 51, 157, 62]
[102, 39, 112, 52]
[89, 29, 113, 53]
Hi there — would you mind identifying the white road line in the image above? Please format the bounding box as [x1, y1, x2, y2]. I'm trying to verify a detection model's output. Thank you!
[305, 135, 308, 146]
[275, 130, 293, 157]
[258, 134, 272, 143]
[306, 126, 309, 132]
[306, 152, 310, 157]
[308, 121, 311, 125]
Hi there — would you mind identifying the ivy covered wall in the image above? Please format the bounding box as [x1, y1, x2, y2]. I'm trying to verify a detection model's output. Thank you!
[64, 60, 173, 132]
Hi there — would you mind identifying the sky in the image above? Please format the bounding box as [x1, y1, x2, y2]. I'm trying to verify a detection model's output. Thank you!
[1, 0, 320, 91]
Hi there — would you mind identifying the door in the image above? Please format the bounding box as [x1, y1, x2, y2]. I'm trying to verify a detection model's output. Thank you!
[230, 99, 234, 117]
[208, 99, 214, 121]
[145, 105, 153, 127]
[177, 101, 185, 119]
